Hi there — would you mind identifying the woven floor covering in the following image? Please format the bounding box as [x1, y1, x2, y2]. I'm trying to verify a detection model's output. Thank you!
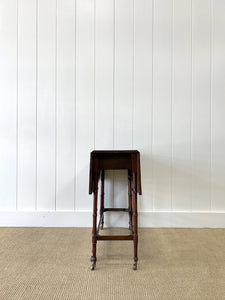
[0, 228, 224, 300]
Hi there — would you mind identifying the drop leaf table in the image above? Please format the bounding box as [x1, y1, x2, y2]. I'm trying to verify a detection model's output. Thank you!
[89, 150, 142, 270]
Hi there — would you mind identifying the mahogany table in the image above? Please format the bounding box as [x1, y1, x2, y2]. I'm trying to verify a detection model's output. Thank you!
[89, 150, 142, 270]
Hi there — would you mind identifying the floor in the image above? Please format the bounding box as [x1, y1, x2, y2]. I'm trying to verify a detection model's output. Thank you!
[0, 228, 224, 299]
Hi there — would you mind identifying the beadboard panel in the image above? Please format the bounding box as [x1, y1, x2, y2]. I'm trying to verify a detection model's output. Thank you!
[114, 0, 133, 150]
[113, 0, 133, 209]
[0, 0, 17, 210]
[36, 0, 56, 210]
[211, 0, 225, 210]
[75, 0, 95, 211]
[0, 0, 225, 227]
[95, 0, 114, 209]
[192, 0, 211, 211]
[133, 0, 153, 212]
[56, 0, 76, 210]
[95, 0, 114, 150]
[172, 0, 192, 211]
[152, 0, 173, 211]
[17, 0, 36, 210]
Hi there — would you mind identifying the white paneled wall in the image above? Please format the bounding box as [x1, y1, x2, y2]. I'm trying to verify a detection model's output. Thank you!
[0, 0, 225, 227]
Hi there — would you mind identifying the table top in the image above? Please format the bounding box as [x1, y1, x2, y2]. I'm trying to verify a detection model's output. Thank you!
[89, 150, 142, 195]
[91, 150, 140, 154]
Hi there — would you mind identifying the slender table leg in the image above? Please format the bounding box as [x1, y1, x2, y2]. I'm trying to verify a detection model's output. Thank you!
[100, 170, 105, 230]
[132, 172, 138, 270]
[128, 170, 133, 231]
[91, 172, 99, 270]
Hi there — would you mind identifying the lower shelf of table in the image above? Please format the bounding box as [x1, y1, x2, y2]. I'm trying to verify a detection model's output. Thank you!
[97, 234, 133, 241]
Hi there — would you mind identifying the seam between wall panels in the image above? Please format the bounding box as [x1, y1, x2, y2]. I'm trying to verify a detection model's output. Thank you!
[132, 0, 135, 150]
[210, 0, 213, 211]
[93, 0, 96, 150]
[152, 0, 155, 212]
[171, 0, 174, 212]
[113, 0, 116, 207]
[35, 0, 38, 211]
[55, 0, 57, 211]
[16, 0, 19, 211]
[190, 0, 193, 212]
[113, 0, 115, 150]
[74, 0, 77, 211]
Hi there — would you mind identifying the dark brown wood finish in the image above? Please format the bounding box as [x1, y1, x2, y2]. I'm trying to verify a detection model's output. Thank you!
[89, 150, 142, 270]
[128, 169, 133, 231]
[100, 170, 105, 230]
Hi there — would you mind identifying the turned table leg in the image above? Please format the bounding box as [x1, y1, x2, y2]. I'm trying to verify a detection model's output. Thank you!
[132, 172, 138, 270]
[91, 172, 99, 270]
[128, 170, 133, 231]
[100, 170, 105, 230]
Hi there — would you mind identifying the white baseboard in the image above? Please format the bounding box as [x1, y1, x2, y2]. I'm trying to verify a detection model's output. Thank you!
[0, 211, 225, 228]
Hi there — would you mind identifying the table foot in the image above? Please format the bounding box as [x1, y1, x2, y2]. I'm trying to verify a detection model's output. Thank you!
[133, 263, 137, 270]
[91, 263, 96, 271]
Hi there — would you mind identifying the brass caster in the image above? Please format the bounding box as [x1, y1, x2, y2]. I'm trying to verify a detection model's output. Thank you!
[133, 263, 137, 271]
[91, 263, 95, 271]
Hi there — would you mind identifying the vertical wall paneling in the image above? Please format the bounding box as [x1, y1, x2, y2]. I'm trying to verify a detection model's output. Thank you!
[211, 0, 225, 210]
[95, 0, 114, 211]
[113, 0, 133, 209]
[95, 0, 114, 150]
[133, 0, 153, 212]
[152, 0, 173, 211]
[0, 0, 17, 210]
[114, 0, 133, 150]
[37, 0, 56, 210]
[1, 0, 225, 226]
[172, 0, 192, 211]
[17, 0, 36, 210]
[192, 0, 211, 211]
[56, 0, 76, 210]
[75, 0, 94, 210]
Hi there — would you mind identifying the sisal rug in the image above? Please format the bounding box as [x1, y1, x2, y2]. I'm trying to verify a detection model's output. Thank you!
[0, 228, 224, 300]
